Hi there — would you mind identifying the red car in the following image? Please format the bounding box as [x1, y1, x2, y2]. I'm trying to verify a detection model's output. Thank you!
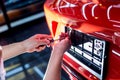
[44, 0, 120, 80]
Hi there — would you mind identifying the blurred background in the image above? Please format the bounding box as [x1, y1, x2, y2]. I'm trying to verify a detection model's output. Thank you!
[0, 0, 52, 80]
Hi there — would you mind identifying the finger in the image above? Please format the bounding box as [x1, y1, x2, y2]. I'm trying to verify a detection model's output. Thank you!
[65, 37, 71, 46]
[47, 44, 51, 47]
[35, 34, 52, 39]
[65, 33, 69, 37]
[38, 39, 51, 46]
[59, 32, 69, 40]
[35, 46, 46, 52]
[60, 37, 71, 45]
[40, 35, 52, 39]
[47, 37, 53, 41]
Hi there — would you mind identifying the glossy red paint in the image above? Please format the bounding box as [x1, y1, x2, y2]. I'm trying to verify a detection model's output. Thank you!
[62, 65, 78, 80]
[63, 53, 99, 80]
[44, 0, 120, 80]
[51, 21, 58, 36]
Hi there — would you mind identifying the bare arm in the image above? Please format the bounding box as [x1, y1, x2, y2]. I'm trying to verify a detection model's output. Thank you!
[43, 34, 71, 80]
[2, 42, 26, 61]
[2, 34, 52, 61]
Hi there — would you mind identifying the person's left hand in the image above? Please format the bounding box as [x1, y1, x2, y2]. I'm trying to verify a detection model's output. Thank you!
[21, 34, 52, 53]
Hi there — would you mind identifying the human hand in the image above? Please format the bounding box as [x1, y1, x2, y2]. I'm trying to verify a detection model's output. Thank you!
[52, 33, 71, 56]
[21, 34, 52, 53]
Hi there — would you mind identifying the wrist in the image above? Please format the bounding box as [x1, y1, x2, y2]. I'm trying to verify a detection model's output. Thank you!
[52, 49, 64, 58]
[18, 41, 26, 54]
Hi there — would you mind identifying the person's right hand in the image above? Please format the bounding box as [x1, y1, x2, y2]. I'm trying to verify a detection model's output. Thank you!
[52, 33, 71, 56]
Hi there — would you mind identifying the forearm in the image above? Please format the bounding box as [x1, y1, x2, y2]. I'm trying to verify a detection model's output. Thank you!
[2, 42, 25, 61]
[43, 51, 63, 80]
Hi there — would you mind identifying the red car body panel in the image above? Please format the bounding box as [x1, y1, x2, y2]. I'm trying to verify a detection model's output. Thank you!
[44, 0, 120, 80]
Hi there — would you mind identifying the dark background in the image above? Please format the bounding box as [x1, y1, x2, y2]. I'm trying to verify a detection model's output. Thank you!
[0, 17, 52, 80]
[0, 0, 52, 80]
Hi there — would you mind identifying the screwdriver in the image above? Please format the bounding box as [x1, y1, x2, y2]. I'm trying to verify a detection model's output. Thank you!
[38, 34, 68, 47]
[49, 38, 60, 43]
[37, 38, 60, 48]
